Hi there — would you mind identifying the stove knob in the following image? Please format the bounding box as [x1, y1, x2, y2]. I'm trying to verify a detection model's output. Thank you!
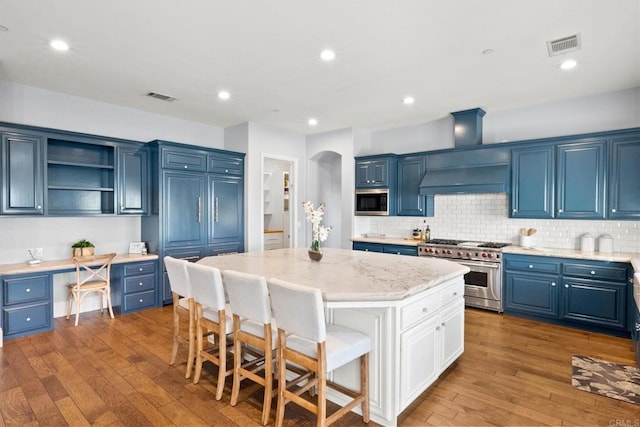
[428, 248, 433, 253]
[481, 253, 487, 258]
[446, 250, 452, 255]
[457, 251, 462, 256]
[465, 252, 471, 257]
[434, 250, 439, 254]
[487, 253, 493, 258]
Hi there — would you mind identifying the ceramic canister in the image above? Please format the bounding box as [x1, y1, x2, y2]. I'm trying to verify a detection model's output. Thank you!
[580, 233, 595, 252]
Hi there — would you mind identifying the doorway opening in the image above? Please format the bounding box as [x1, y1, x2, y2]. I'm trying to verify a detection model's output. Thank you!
[262, 155, 296, 251]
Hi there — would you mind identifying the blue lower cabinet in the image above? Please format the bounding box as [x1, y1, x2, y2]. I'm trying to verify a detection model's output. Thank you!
[2, 272, 53, 339]
[503, 253, 632, 335]
[504, 272, 559, 318]
[112, 260, 158, 313]
[633, 300, 640, 368]
[352, 241, 417, 256]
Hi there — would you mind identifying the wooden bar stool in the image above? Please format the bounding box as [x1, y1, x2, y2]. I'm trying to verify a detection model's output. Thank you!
[267, 278, 371, 427]
[186, 262, 233, 400]
[223, 270, 277, 425]
[164, 256, 196, 378]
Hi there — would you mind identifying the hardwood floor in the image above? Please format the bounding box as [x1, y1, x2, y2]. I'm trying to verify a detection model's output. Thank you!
[0, 306, 638, 426]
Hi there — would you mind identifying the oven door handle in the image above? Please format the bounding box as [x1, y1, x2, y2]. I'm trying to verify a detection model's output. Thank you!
[458, 260, 500, 270]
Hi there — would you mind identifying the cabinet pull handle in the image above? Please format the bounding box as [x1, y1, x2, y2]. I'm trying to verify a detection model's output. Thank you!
[182, 256, 200, 261]
[214, 197, 219, 222]
[25, 288, 31, 293]
[37, 205, 42, 209]
[565, 284, 569, 288]
[441, 322, 445, 327]
[184, 165, 188, 169]
[558, 209, 563, 213]
[139, 282, 143, 286]
[26, 317, 31, 322]
[611, 209, 617, 213]
[422, 307, 428, 313]
[139, 268, 143, 271]
[590, 270, 595, 275]
[551, 282, 556, 287]
[139, 298, 144, 303]
[513, 209, 517, 213]
[196, 197, 202, 223]
[528, 264, 534, 269]
[453, 291, 457, 296]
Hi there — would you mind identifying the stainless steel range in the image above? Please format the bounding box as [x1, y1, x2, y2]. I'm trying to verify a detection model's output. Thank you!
[418, 239, 510, 312]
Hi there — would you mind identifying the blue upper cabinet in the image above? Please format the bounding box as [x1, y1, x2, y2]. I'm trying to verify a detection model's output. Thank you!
[556, 141, 606, 219]
[397, 155, 433, 216]
[355, 156, 396, 188]
[163, 170, 207, 248]
[608, 136, 640, 219]
[208, 175, 243, 246]
[511, 146, 554, 218]
[0, 132, 44, 215]
[117, 146, 148, 215]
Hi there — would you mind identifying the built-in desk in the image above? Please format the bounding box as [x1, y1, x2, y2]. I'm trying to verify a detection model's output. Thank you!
[0, 254, 159, 341]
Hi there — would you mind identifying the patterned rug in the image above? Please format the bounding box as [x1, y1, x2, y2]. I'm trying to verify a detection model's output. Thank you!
[571, 355, 640, 405]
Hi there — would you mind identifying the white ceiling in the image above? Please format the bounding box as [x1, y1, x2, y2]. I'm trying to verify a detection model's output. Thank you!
[1, 0, 638, 135]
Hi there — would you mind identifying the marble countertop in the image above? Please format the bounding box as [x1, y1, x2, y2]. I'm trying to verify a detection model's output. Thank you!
[0, 253, 159, 276]
[503, 246, 638, 263]
[351, 236, 422, 246]
[197, 247, 469, 302]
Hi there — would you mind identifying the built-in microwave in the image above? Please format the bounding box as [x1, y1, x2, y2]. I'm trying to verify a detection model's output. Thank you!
[355, 188, 389, 216]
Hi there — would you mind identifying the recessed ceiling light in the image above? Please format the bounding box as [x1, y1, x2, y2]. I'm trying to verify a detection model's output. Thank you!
[50, 39, 69, 51]
[308, 118, 318, 126]
[218, 90, 230, 100]
[320, 49, 336, 61]
[403, 96, 415, 105]
[560, 59, 577, 70]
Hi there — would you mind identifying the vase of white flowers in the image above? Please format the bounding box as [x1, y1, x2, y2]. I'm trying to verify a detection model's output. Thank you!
[302, 201, 331, 261]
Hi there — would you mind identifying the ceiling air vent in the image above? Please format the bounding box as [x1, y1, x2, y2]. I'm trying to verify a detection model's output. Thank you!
[546, 33, 581, 56]
[146, 91, 176, 102]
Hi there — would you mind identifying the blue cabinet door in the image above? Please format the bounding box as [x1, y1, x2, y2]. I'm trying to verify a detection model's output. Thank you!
[163, 171, 206, 247]
[504, 272, 559, 318]
[0, 132, 44, 215]
[117, 146, 148, 215]
[510, 147, 554, 218]
[352, 242, 384, 252]
[608, 137, 640, 219]
[561, 278, 627, 330]
[556, 142, 606, 219]
[355, 158, 391, 187]
[209, 176, 243, 246]
[397, 156, 433, 216]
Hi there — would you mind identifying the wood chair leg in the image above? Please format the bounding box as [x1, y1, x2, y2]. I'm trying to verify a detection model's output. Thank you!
[275, 331, 287, 427]
[66, 290, 73, 320]
[361, 353, 370, 423]
[193, 315, 204, 384]
[106, 287, 114, 319]
[215, 330, 226, 400]
[169, 305, 180, 366]
[185, 300, 195, 379]
[230, 330, 242, 406]
[74, 295, 81, 326]
[261, 345, 273, 426]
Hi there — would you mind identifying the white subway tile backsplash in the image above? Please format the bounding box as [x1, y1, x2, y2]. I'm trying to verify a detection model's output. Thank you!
[354, 193, 640, 253]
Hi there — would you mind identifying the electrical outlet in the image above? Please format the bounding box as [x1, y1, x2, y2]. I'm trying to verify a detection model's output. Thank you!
[34, 248, 44, 258]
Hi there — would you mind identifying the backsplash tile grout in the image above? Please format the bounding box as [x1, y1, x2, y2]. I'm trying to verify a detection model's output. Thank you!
[354, 193, 640, 253]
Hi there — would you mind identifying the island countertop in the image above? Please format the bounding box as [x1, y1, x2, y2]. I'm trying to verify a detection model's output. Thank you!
[197, 247, 469, 302]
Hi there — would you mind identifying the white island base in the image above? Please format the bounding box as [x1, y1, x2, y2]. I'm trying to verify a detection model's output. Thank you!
[197, 248, 467, 426]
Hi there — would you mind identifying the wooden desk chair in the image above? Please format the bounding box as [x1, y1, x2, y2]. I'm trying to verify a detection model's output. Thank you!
[164, 256, 196, 378]
[268, 278, 371, 427]
[186, 262, 233, 400]
[66, 253, 117, 326]
[224, 270, 277, 425]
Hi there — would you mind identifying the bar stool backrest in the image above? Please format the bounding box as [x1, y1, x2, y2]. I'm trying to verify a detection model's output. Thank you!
[164, 256, 191, 298]
[224, 270, 270, 323]
[268, 278, 326, 343]
[186, 263, 225, 311]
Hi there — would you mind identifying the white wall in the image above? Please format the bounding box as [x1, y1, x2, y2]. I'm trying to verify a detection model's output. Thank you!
[307, 151, 342, 249]
[224, 122, 306, 252]
[307, 128, 356, 249]
[367, 88, 640, 154]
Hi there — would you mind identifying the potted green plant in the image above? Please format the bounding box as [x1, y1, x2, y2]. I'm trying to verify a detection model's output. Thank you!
[71, 239, 95, 257]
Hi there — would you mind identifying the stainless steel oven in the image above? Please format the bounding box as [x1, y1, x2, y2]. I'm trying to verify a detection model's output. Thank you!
[418, 239, 507, 312]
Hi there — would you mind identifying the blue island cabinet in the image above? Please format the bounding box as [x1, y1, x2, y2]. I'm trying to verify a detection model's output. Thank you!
[352, 241, 417, 256]
[504, 253, 632, 336]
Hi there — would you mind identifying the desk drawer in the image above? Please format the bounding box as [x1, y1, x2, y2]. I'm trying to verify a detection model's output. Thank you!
[3, 274, 50, 305]
[562, 263, 627, 282]
[124, 290, 155, 312]
[124, 274, 155, 294]
[125, 262, 155, 276]
[400, 292, 438, 330]
[3, 302, 50, 335]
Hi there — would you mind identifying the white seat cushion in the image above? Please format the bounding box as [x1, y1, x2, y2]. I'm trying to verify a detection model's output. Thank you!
[239, 318, 278, 350]
[285, 324, 371, 372]
[202, 303, 234, 335]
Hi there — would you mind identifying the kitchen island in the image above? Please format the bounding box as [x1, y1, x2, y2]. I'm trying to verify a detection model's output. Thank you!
[198, 247, 469, 426]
